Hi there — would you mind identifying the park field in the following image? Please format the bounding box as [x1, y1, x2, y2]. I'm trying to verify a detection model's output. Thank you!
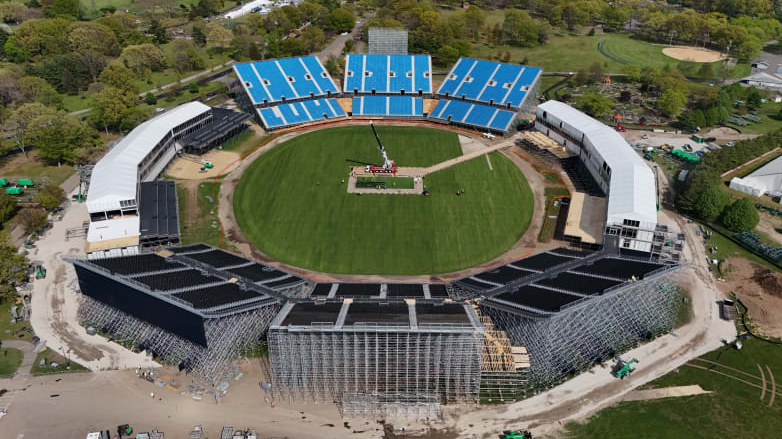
[564, 338, 782, 439]
[233, 126, 533, 275]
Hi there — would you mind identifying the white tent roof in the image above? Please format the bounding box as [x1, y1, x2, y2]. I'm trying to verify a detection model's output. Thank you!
[741, 153, 782, 193]
[742, 72, 782, 85]
[87, 217, 140, 243]
[537, 100, 657, 226]
[87, 102, 211, 213]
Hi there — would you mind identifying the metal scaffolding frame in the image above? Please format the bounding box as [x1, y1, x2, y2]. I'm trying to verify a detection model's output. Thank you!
[267, 302, 484, 416]
[475, 308, 529, 403]
[78, 295, 279, 384]
[481, 267, 683, 391]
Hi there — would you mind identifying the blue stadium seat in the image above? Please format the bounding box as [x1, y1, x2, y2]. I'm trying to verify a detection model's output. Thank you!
[361, 96, 388, 115]
[489, 110, 515, 130]
[302, 99, 334, 119]
[478, 63, 522, 104]
[258, 107, 285, 129]
[503, 66, 540, 107]
[364, 55, 388, 93]
[328, 99, 346, 117]
[436, 100, 472, 122]
[235, 63, 270, 104]
[345, 55, 363, 92]
[429, 100, 448, 118]
[439, 58, 475, 95]
[389, 56, 413, 93]
[277, 102, 311, 124]
[388, 96, 412, 115]
[464, 104, 496, 127]
[413, 55, 431, 93]
[234, 57, 339, 105]
[414, 97, 423, 115]
[300, 56, 339, 94]
[277, 57, 320, 97]
[454, 60, 496, 100]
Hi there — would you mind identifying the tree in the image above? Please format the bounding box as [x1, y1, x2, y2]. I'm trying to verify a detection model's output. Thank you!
[501, 10, 539, 47]
[34, 184, 65, 211]
[3, 36, 31, 63]
[658, 89, 688, 117]
[45, 0, 82, 19]
[436, 45, 460, 66]
[149, 19, 168, 45]
[325, 8, 354, 33]
[23, 113, 99, 165]
[697, 62, 714, 78]
[98, 62, 139, 95]
[68, 22, 119, 56]
[192, 25, 207, 47]
[325, 58, 339, 77]
[721, 198, 759, 232]
[7, 103, 57, 158]
[693, 185, 730, 221]
[188, 82, 199, 94]
[0, 193, 17, 224]
[621, 65, 642, 82]
[92, 86, 138, 132]
[575, 92, 613, 117]
[145, 92, 157, 105]
[206, 26, 233, 48]
[120, 44, 166, 75]
[0, 245, 28, 302]
[18, 208, 48, 235]
[301, 26, 325, 52]
[0, 2, 29, 23]
[462, 6, 484, 41]
[17, 76, 62, 108]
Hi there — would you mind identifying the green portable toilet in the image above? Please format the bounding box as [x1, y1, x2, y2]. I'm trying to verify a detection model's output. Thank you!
[0, 178, 7, 187]
[17, 179, 33, 187]
[6, 187, 22, 195]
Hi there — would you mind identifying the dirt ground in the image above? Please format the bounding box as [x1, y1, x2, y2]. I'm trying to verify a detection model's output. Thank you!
[662, 46, 726, 63]
[719, 257, 782, 338]
[756, 212, 782, 246]
[166, 149, 240, 180]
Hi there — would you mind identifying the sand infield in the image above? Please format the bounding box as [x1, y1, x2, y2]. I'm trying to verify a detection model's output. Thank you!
[662, 46, 726, 63]
[166, 149, 241, 179]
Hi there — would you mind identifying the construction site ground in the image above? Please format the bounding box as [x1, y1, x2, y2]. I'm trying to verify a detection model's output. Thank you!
[166, 149, 240, 180]
[718, 256, 782, 339]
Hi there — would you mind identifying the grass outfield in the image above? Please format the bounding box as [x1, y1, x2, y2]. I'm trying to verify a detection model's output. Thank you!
[565, 338, 782, 439]
[233, 126, 533, 275]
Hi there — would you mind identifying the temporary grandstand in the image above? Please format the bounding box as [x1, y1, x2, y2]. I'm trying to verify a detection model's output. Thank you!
[69, 241, 684, 415]
[70, 244, 309, 382]
[267, 300, 483, 419]
[344, 54, 432, 95]
[84, 103, 248, 258]
[535, 100, 666, 253]
[352, 95, 423, 117]
[138, 181, 180, 249]
[449, 245, 684, 388]
[429, 57, 542, 134]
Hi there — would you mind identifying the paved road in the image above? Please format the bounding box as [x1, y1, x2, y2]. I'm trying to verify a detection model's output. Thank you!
[318, 20, 366, 62]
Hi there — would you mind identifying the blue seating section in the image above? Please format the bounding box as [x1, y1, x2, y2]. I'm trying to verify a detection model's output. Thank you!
[429, 100, 516, 132]
[352, 96, 424, 117]
[437, 58, 541, 108]
[257, 98, 345, 129]
[344, 54, 432, 94]
[234, 56, 339, 105]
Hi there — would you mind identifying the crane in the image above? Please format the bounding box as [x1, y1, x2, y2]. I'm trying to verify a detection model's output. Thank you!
[364, 122, 397, 174]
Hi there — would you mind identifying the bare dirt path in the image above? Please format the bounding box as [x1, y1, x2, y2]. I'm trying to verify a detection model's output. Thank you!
[768, 364, 776, 407]
[759, 364, 768, 401]
[621, 385, 710, 402]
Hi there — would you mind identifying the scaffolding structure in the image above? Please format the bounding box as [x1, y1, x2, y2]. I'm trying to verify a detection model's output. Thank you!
[267, 301, 484, 417]
[79, 295, 279, 384]
[482, 268, 683, 390]
[475, 307, 529, 403]
[368, 28, 408, 54]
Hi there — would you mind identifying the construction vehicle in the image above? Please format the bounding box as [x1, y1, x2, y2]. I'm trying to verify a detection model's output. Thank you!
[35, 264, 46, 279]
[5, 187, 22, 196]
[17, 178, 33, 187]
[615, 123, 627, 132]
[503, 430, 533, 439]
[0, 178, 7, 187]
[117, 424, 133, 437]
[643, 152, 654, 161]
[614, 358, 638, 379]
[364, 122, 397, 174]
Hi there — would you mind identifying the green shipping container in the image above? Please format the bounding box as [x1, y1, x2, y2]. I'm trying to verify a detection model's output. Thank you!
[6, 187, 22, 195]
[0, 178, 8, 187]
[17, 179, 33, 187]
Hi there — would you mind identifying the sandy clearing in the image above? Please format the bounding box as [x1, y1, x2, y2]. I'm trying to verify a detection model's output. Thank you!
[718, 257, 782, 338]
[621, 385, 711, 402]
[166, 149, 241, 180]
[663, 46, 726, 63]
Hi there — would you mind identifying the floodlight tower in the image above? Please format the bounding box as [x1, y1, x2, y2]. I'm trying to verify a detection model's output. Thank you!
[368, 122, 396, 173]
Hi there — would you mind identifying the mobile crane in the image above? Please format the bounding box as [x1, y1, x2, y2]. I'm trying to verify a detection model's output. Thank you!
[364, 122, 397, 174]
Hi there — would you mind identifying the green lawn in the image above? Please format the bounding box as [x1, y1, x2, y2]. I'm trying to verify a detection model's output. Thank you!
[0, 348, 23, 376]
[733, 101, 782, 134]
[219, 129, 266, 155]
[466, 33, 749, 78]
[538, 187, 570, 243]
[356, 176, 415, 189]
[62, 94, 95, 113]
[564, 338, 782, 439]
[234, 126, 534, 275]
[0, 153, 78, 187]
[0, 300, 36, 343]
[701, 224, 782, 275]
[31, 348, 89, 375]
[177, 181, 223, 247]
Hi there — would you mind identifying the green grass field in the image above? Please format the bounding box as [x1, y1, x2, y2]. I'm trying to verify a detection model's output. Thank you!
[564, 338, 782, 439]
[467, 33, 750, 78]
[31, 348, 89, 375]
[233, 126, 534, 275]
[0, 348, 23, 376]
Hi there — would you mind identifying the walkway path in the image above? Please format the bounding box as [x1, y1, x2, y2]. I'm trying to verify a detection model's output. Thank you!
[419, 140, 512, 175]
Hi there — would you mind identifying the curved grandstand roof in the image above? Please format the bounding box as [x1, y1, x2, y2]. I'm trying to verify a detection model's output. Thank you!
[537, 100, 657, 226]
[87, 102, 211, 213]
